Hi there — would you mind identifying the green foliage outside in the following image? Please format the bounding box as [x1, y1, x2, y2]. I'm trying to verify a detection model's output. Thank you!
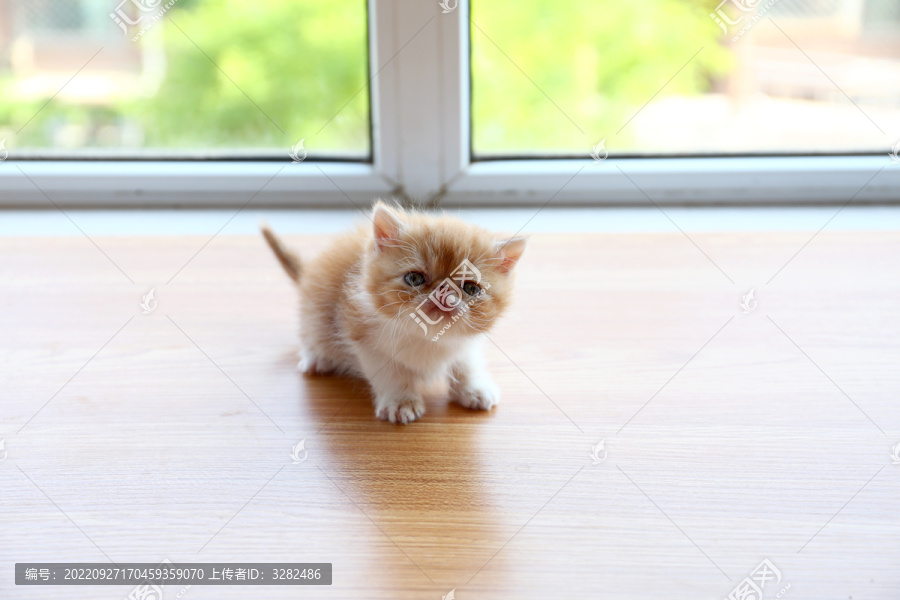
[0, 0, 730, 156]
[137, 0, 369, 151]
[0, 0, 370, 154]
[471, 0, 731, 155]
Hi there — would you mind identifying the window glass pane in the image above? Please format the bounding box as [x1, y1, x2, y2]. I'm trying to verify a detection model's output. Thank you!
[471, 0, 900, 157]
[0, 0, 369, 157]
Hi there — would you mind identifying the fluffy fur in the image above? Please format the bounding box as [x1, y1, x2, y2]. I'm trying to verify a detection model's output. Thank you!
[262, 201, 526, 424]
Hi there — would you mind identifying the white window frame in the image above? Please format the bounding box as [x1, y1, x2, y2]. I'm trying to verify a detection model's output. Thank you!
[1, 0, 898, 208]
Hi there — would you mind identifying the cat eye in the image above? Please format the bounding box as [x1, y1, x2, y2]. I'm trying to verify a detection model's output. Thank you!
[404, 271, 426, 287]
[462, 282, 482, 296]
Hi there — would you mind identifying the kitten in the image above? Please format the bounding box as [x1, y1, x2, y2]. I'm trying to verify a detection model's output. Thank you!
[261, 201, 526, 424]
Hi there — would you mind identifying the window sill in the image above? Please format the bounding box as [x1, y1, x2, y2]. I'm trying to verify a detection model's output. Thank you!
[0, 155, 896, 208]
[0, 161, 394, 208]
[447, 155, 900, 206]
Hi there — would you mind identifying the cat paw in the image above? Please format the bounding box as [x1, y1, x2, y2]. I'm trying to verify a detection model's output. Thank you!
[297, 351, 333, 375]
[375, 396, 426, 424]
[452, 378, 500, 411]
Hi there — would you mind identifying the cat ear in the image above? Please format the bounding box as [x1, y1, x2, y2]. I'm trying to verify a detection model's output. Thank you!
[372, 201, 404, 250]
[494, 237, 527, 274]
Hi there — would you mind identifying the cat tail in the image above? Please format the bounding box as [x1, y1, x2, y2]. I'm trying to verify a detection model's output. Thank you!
[261, 224, 303, 282]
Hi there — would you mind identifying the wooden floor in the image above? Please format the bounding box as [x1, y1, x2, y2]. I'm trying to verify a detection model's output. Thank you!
[1, 225, 899, 599]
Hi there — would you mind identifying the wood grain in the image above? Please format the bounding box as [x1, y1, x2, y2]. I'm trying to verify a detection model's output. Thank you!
[1, 229, 898, 599]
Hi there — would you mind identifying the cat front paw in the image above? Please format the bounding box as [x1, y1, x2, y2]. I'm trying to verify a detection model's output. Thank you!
[374, 395, 426, 424]
[298, 351, 334, 375]
[452, 378, 500, 411]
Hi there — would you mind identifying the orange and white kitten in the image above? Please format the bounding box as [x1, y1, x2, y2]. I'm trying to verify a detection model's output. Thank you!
[262, 200, 526, 424]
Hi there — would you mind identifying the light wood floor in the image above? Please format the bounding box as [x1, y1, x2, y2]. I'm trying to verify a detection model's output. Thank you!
[1, 226, 899, 599]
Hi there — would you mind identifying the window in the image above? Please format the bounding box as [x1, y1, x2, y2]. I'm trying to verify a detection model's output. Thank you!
[0, 0, 370, 158]
[0, 0, 896, 207]
[471, 0, 900, 157]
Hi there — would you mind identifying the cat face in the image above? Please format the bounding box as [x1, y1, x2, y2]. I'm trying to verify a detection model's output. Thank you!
[363, 201, 526, 339]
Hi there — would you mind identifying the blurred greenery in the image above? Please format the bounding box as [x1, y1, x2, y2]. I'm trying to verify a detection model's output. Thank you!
[0, 0, 729, 156]
[0, 0, 370, 154]
[471, 0, 731, 155]
[137, 0, 368, 151]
